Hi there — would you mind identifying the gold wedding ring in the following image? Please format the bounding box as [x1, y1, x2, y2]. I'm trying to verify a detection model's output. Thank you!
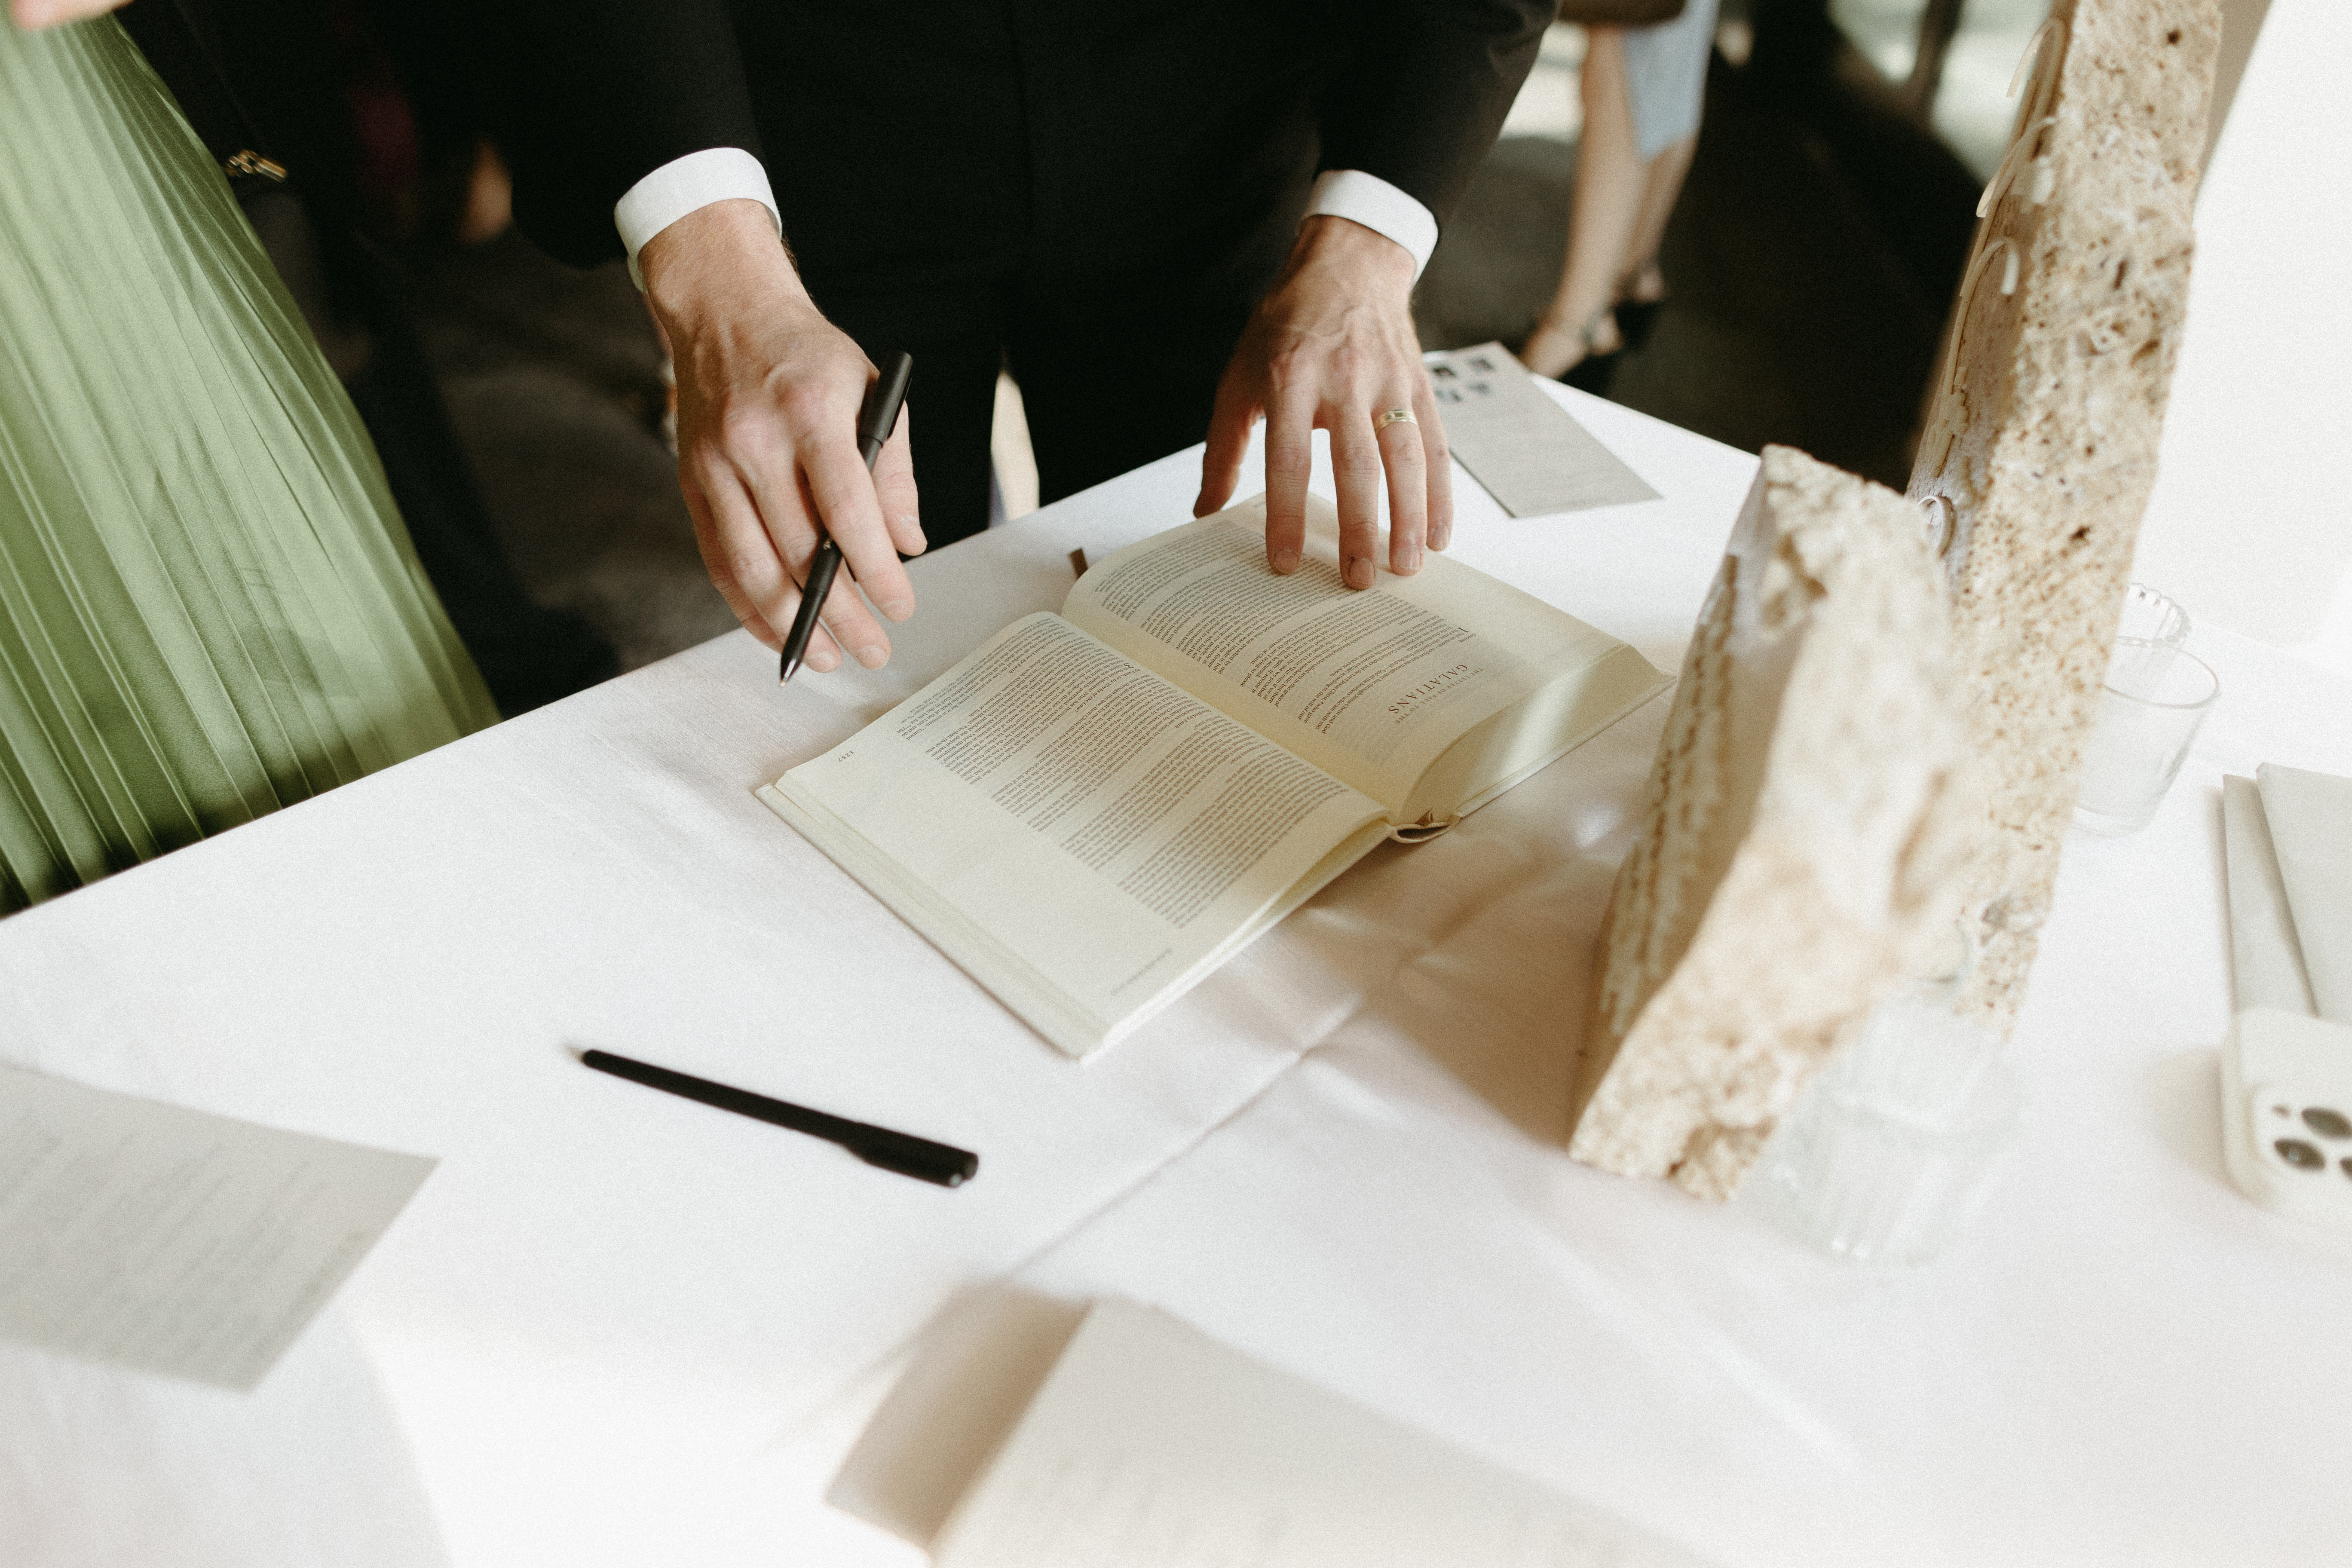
[1376, 408, 1416, 430]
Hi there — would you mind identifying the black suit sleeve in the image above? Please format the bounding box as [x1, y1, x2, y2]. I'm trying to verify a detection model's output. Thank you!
[1316, 0, 1553, 233]
[475, 0, 763, 268]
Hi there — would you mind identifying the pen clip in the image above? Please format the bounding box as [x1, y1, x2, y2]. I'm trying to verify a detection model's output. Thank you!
[848, 1127, 977, 1188]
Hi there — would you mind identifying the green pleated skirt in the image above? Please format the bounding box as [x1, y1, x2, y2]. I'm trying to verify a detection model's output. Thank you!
[0, 18, 498, 914]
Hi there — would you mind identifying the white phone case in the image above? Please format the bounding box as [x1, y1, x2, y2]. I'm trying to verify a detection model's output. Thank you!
[2221, 1008, 2352, 1233]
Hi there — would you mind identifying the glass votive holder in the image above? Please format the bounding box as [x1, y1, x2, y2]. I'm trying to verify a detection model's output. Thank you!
[1741, 996, 2021, 1266]
[2115, 582, 2191, 648]
[2072, 637, 2220, 836]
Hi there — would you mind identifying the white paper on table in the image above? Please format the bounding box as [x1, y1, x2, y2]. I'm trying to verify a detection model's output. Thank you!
[0, 1065, 435, 1390]
[0, 1310, 452, 1568]
[1423, 343, 1660, 517]
[2221, 776, 2318, 1014]
[2256, 763, 2352, 1025]
[928, 1298, 1715, 1568]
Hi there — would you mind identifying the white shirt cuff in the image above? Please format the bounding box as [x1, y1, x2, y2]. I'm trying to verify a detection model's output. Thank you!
[1306, 169, 1440, 281]
[615, 147, 781, 291]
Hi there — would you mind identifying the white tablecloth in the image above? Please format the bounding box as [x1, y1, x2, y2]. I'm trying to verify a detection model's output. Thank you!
[3, 388, 2344, 1566]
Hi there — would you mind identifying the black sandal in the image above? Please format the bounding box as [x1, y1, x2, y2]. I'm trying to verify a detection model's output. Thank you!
[1613, 262, 1669, 354]
[1518, 306, 1623, 395]
[1562, 306, 1623, 396]
[1613, 297, 1664, 354]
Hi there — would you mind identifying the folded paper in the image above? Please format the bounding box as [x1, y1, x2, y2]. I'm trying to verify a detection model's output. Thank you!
[931, 1299, 1712, 1568]
[2220, 775, 2317, 1016]
[1424, 343, 1658, 517]
[2255, 763, 2352, 1025]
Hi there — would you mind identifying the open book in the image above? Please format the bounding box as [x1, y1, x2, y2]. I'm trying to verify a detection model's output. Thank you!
[758, 497, 1666, 1057]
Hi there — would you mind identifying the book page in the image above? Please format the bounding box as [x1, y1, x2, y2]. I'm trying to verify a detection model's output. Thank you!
[0, 1065, 435, 1390]
[932, 1299, 1714, 1568]
[769, 615, 1387, 1052]
[1063, 496, 1635, 810]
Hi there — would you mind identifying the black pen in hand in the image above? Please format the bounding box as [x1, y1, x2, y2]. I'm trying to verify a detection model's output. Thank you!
[780, 349, 915, 684]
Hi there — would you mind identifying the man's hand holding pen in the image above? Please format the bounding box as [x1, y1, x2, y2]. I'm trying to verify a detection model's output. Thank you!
[642, 202, 1450, 683]
[641, 198, 925, 675]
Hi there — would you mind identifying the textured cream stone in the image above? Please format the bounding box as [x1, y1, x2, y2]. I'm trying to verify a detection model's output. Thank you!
[2012, 0, 2217, 188]
[1569, 447, 1976, 1200]
[1909, 0, 2219, 1029]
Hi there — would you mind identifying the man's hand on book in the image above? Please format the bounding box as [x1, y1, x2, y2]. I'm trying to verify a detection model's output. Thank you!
[642, 199, 926, 672]
[1195, 215, 1452, 590]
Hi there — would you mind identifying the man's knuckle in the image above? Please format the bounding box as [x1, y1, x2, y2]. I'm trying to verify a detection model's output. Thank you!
[716, 539, 772, 596]
[1267, 345, 1316, 389]
[716, 406, 779, 455]
[778, 382, 837, 429]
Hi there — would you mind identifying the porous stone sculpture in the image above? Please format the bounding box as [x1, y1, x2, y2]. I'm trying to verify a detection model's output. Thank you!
[1909, 0, 2220, 1029]
[1569, 447, 1976, 1200]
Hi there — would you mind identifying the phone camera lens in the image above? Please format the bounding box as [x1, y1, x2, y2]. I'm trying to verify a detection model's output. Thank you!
[2301, 1107, 2351, 1139]
[2275, 1139, 2325, 1170]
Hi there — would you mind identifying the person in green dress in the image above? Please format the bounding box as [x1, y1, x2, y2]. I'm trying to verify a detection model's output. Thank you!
[0, 6, 499, 913]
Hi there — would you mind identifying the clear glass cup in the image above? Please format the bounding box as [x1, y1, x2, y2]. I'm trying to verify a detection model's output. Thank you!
[2072, 637, 2220, 836]
[1741, 996, 2021, 1266]
[2116, 582, 2191, 648]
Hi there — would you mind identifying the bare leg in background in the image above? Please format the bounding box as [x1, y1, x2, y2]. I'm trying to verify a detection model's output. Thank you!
[1520, 27, 1642, 379]
[1619, 131, 1695, 314]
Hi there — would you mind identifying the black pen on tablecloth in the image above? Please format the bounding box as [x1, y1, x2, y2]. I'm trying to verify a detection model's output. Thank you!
[780, 349, 915, 684]
[577, 1048, 977, 1188]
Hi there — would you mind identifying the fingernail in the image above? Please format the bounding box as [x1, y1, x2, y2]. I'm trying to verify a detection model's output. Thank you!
[811, 646, 840, 673]
[1345, 556, 1373, 589]
[1271, 548, 1302, 574]
[879, 597, 913, 621]
[855, 643, 888, 669]
[1400, 543, 1424, 573]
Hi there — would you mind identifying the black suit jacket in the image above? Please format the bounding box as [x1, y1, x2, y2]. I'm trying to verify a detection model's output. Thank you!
[482, 1, 1547, 328]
